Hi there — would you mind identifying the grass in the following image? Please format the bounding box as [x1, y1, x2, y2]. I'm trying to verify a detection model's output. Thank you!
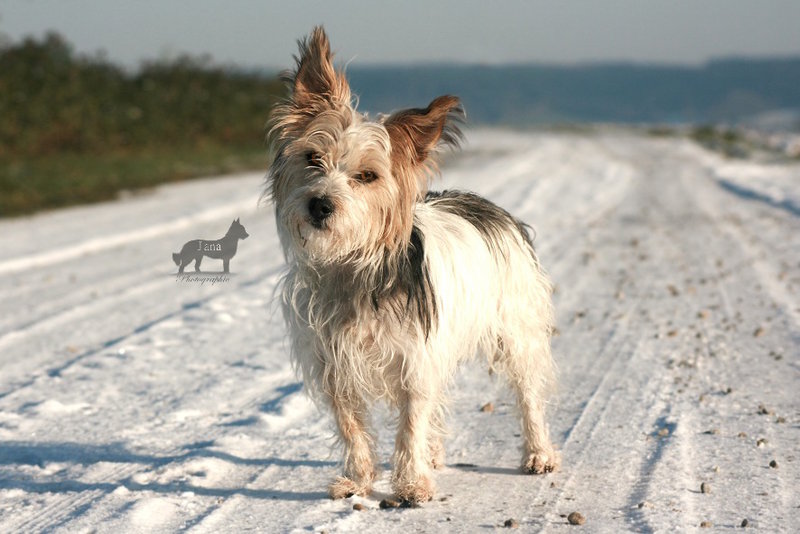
[0, 32, 283, 217]
[689, 125, 751, 159]
[0, 144, 269, 217]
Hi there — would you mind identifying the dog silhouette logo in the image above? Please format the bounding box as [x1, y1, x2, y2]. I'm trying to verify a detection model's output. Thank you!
[172, 218, 249, 274]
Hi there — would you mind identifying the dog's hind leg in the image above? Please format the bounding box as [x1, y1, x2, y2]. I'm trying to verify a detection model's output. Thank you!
[194, 255, 203, 272]
[497, 334, 559, 474]
[223, 258, 230, 273]
[327, 389, 377, 499]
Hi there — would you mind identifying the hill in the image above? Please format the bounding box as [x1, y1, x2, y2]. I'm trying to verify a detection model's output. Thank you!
[347, 59, 800, 127]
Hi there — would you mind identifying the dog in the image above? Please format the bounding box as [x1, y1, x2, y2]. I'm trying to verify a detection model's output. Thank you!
[267, 27, 558, 504]
[172, 218, 249, 273]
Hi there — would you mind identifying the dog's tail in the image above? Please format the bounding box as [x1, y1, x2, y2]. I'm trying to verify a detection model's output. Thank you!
[172, 252, 181, 266]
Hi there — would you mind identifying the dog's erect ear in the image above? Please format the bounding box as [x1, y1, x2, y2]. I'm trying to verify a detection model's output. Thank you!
[384, 95, 464, 177]
[292, 26, 350, 108]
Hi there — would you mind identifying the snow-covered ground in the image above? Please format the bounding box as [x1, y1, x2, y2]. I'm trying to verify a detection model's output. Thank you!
[0, 129, 798, 533]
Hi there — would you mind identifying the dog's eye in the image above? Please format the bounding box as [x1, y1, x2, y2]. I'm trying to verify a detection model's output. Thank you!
[305, 151, 323, 168]
[354, 170, 378, 183]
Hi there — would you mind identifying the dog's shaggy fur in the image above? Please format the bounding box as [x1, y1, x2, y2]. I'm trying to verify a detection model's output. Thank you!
[267, 27, 559, 504]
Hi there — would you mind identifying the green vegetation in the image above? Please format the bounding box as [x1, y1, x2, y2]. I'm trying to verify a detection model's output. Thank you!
[645, 126, 678, 138]
[0, 32, 284, 216]
[689, 125, 749, 158]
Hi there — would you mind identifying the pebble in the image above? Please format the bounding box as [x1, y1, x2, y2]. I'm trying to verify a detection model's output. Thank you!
[776, 416, 786, 423]
[769, 459, 778, 468]
[700, 520, 713, 528]
[741, 518, 749, 527]
[757, 438, 768, 448]
[480, 402, 494, 413]
[657, 428, 670, 437]
[701, 482, 711, 494]
[738, 432, 747, 438]
[758, 404, 772, 415]
[753, 327, 765, 337]
[352, 503, 365, 511]
[667, 284, 680, 296]
[567, 512, 586, 525]
[503, 518, 519, 528]
[379, 498, 400, 509]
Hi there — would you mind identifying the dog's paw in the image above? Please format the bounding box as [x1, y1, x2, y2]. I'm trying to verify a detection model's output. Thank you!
[522, 449, 561, 474]
[328, 476, 370, 499]
[393, 475, 435, 504]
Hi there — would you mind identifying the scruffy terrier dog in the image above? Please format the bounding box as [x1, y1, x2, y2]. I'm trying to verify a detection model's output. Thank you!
[268, 27, 558, 504]
[172, 218, 249, 273]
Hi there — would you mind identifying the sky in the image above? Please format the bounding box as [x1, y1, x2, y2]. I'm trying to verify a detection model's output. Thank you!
[2, 0, 800, 71]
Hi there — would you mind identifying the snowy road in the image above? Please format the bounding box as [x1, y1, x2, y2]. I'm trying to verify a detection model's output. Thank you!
[0, 130, 798, 532]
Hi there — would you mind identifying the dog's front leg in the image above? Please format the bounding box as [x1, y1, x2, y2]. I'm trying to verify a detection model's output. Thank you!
[327, 390, 376, 499]
[392, 389, 436, 503]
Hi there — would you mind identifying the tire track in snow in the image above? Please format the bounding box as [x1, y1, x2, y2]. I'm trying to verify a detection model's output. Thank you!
[0, 198, 258, 276]
[670, 150, 800, 529]
[0, 214, 284, 404]
[2, 253, 291, 532]
[692, 161, 800, 332]
[0, 179, 296, 530]
[0, 263, 284, 401]
[534, 142, 705, 529]
[9, 276, 308, 532]
[4, 364, 311, 533]
[0, 203, 275, 340]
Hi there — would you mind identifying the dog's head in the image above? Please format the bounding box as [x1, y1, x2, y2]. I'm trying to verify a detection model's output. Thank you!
[268, 26, 463, 266]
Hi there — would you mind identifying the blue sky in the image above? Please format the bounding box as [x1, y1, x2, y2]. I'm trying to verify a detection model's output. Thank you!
[2, 0, 800, 70]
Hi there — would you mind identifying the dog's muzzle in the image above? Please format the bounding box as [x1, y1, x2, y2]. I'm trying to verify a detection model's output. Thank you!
[308, 196, 334, 228]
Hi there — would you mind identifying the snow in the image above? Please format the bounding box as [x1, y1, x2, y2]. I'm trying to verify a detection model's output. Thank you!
[689, 145, 800, 218]
[1, 129, 798, 532]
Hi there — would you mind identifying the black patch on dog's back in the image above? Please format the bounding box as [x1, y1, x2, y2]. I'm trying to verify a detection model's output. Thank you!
[371, 225, 437, 338]
[425, 190, 537, 260]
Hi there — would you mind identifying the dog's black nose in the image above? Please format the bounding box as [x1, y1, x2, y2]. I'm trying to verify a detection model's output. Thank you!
[308, 196, 334, 225]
